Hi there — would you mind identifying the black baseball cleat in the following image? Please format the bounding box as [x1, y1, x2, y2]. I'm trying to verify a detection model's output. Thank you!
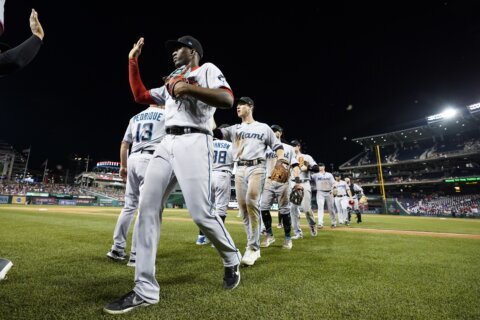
[103, 291, 152, 314]
[106, 250, 127, 261]
[223, 264, 241, 290]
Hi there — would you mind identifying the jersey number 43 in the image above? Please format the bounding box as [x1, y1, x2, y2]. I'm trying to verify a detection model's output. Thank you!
[135, 123, 153, 142]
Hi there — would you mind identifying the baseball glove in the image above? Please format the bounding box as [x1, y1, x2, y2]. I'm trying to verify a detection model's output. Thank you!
[332, 187, 338, 197]
[165, 75, 188, 98]
[298, 156, 304, 167]
[270, 159, 290, 183]
[290, 185, 304, 205]
[359, 195, 368, 205]
[164, 67, 197, 98]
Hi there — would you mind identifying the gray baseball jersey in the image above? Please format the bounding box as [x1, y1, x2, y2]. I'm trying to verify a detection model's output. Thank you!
[335, 180, 349, 196]
[221, 121, 282, 161]
[312, 172, 335, 192]
[132, 62, 240, 304]
[213, 140, 233, 172]
[351, 184, 364, 199]
[123, 106, 166, 153]
[211, 140, 233, 217]
[110, 106, 166, 261]
[265, 143, 298, 175]
[149, 63, 230, 134]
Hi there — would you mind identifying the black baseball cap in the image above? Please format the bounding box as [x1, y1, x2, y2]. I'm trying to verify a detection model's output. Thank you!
[290, 140, 301, 147]
[318, 163, 325, 167]
[333, 171, 341, 177]
[237, 96, 254, 106]
[165, 35, 204, 59]
[271, 125, 283, 132]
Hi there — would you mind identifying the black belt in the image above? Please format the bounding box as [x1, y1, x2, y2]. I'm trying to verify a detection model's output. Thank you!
[166, 126, 207, 135]
[319, 190, 331, 192]
[335, 195, 347, 197]
[134, 149, 155, 155]
[238, 159, 264, 166]
[214, 170, 231, 174]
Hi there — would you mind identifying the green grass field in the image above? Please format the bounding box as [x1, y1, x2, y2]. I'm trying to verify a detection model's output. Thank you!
[0, 205, 479, 319]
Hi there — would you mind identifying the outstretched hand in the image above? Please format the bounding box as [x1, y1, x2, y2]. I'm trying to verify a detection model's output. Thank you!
[129, 37, 144, 59]
[29, 9, 44, 40]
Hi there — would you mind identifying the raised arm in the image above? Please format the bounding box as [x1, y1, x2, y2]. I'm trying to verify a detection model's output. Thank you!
[128, 37, 156, 104]
[0, 9, 44, 76]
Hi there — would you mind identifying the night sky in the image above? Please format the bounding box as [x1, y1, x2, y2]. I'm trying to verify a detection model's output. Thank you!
[2, 1, 480, 171]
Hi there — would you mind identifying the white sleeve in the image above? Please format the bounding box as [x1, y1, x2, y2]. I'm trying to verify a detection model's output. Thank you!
[122, 122, 133, 144]
[307, 155, 317, 166]
[221, 125, 235, 142]
[204, 63, 231, 90]
[150, 86, 167, 105]
[267, 128, 282, 151]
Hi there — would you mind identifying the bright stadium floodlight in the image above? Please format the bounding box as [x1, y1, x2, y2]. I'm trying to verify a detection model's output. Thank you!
[426, 107, 458, 123]
[442, 108, 457, 119]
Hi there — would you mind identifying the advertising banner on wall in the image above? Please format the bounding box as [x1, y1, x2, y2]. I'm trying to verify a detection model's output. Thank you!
[12, 196, 26, 204]
[32, 197, 56, 205]
[58, 199, 77, 206]
[0, 195, 10, 204]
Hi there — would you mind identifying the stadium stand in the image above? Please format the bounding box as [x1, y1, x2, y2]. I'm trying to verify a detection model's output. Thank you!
[340, 104, 480, 216]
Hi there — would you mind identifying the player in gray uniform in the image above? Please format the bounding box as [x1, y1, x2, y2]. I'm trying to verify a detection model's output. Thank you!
[333, 173, 353, 225]
[216, 97, 285, 266]
[345, 177, 364, 223]
[312, 163, 336, 229]
[197, 126, 234, 245]
[260, 125, 300, 250]
[290, 140, 319, 239]
[104, 36, 241, 314]
[106, 105, 165, 267]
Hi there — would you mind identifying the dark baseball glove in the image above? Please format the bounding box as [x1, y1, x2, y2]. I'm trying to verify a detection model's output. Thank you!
[290, 185, 304, 205]
[270, 159, 290, 183]
[165, 75, 188, 98]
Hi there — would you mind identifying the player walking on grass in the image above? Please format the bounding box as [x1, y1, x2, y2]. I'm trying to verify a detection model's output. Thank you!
[106, 104, 165, 267]
[289, 140, 319, 239]
[104, 35, 241, 315]
[312, 163, 336, 229]
[215, 97, 285, 266]
[196, 126, 234, 245]
[260, 125, 301, 250]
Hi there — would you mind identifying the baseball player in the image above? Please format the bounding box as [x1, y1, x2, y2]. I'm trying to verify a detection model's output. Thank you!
[260, 125, 300, 250]
[106, 104, 166, 267]
[216, 97, 285, 266]
[0, 5, 44, 77]
[333, 173, 353, 225]
[312, 163, 336, 229]
[196, 124, 234, 245]
[289, 140, 319, 239]
[104, 36, 241, 314]
[345, 177, 364, 223]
